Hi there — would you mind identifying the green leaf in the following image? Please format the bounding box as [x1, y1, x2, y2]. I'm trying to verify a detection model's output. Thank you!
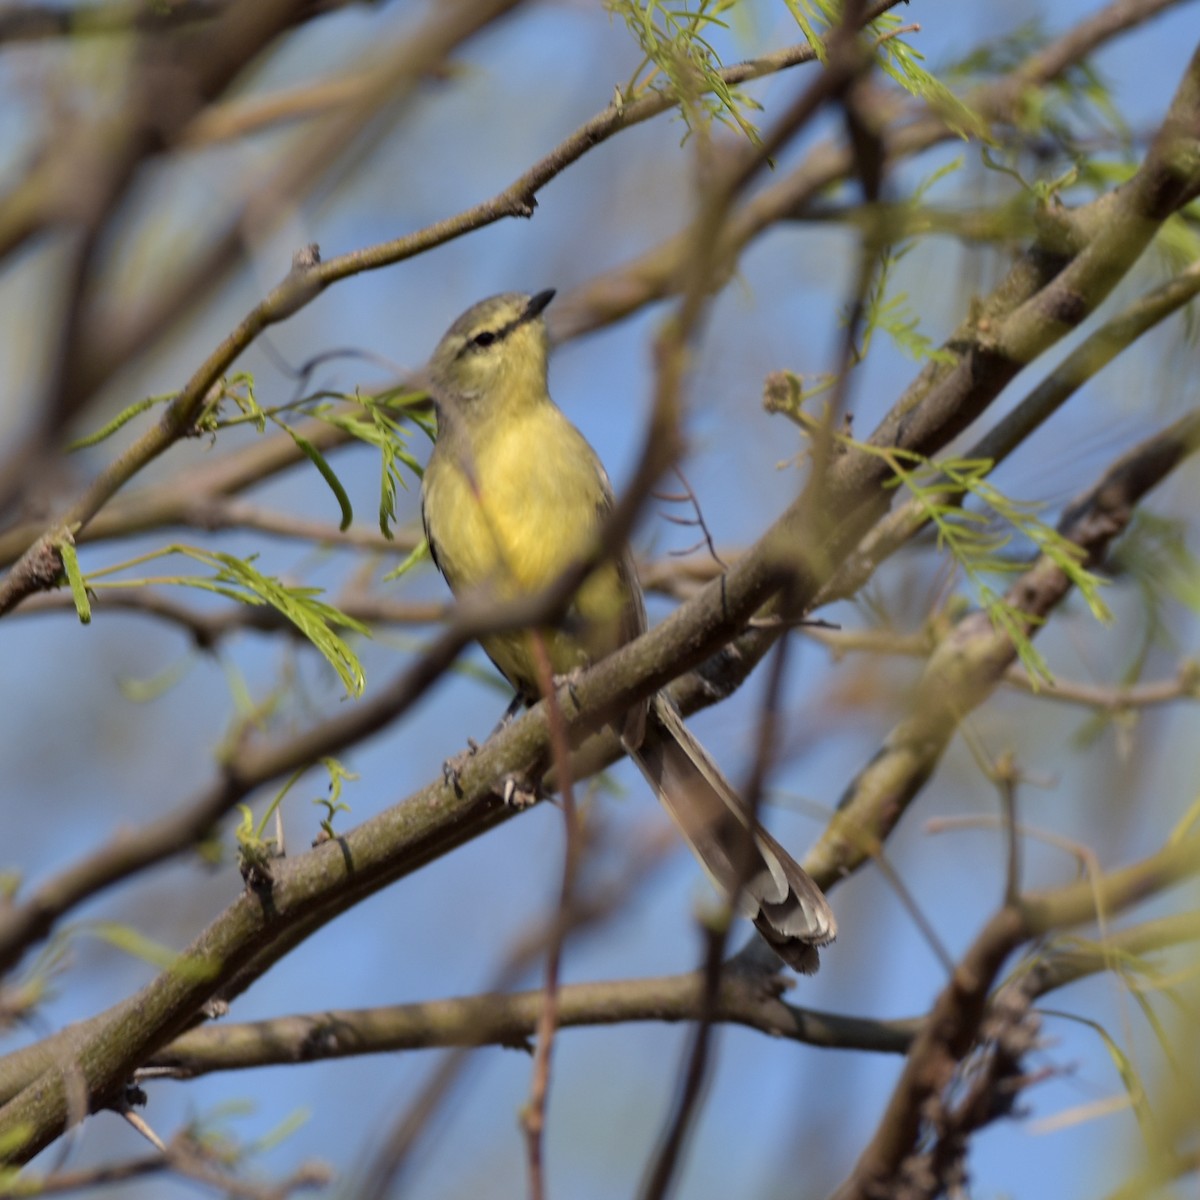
[781, 0, 827, 62]
[218, 373, 263, 431]
[118, 653, 195, 703]
[1041, 1009, 1158, 1146]
[58, 538, 91, 625]
[275, 420, 353, 531]
[312, 398, 424, 538]
[83, 921, 219, 981]
[249, 1108, 312, 1154]
[942, 18, 1047, 81]
[314, 762, 354, 840]
[875, 19, 989, 142]
[84, 544, 371, 698]
[68, 393, 174, 451]
[847, 159, 964, 367]
[321, 756, 358, 808]
[191, 549, 370, 696]
[1116, 511, 1200, 614]
[382, 537, 431, 583]
[809, 438, 1113, 680]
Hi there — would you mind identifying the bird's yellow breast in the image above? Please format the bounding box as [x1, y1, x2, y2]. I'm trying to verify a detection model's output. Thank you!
[422, 398, 634, 693]
[424, 402, 601, 590]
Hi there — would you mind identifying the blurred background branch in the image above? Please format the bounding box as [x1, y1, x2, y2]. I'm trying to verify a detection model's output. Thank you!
[0, 1, 1198, 1197]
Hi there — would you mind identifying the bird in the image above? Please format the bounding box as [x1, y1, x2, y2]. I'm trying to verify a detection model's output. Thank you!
[419, 289, 836, 972]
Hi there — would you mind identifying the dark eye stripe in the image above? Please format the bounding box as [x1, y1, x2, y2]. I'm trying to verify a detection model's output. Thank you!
[456, 328, 500, 358]
[457, 296, 547, 358]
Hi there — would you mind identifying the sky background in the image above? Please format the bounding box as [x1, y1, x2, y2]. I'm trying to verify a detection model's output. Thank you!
[1, 1, 1198, 1197]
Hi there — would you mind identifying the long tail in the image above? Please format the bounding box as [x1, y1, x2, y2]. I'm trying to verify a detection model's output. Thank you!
[627, 695, 836, 974]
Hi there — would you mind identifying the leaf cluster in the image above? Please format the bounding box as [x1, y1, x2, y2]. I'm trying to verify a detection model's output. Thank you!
[608, 0, 765, 140]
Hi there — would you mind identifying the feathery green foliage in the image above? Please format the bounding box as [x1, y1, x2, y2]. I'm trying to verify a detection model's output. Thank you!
[276, 422, 353, 532]
[312, 389, 425, 538]
[202, 375, 427, 537]
[1067, 510, 1200, 749]
[793, 418, 1113, 680]
[851, 158, 964, 366]
[116, 654, 195, 704]
[883, 450, 1112, 681]
[945, 19, 1126, 149]
[186, 1102, 313, 1168]
[235, 766, 302, 874]
[70, 368, 427, 543]
[784, 1, 985, 138]
[314, 757, 357, 840]
[213, 662, 294, 766]
[607, 0, 763, 140]
[83, 545, 370, 697]
[1114, 510, 1200, 632]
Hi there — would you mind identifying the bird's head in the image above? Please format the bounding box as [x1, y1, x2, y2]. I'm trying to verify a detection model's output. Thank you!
[427, 289, 555, 408]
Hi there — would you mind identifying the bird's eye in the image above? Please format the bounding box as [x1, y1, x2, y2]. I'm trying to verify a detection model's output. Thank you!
[471, 330, 498, 349]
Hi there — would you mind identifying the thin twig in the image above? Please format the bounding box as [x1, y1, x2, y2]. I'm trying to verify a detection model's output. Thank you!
[520, 635, 581, 1200]
[352, 836, 664, 1200]
[658, 467, 727, 569]
[994, 753, 1022, 908]
[638, 926, 727, 1200]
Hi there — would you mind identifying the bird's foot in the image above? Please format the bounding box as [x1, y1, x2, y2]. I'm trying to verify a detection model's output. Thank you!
[550, 668, 585, 716]
[442, 738, 480, 796]
[500, 771, 541, 809]
[485, 693, 526, 739]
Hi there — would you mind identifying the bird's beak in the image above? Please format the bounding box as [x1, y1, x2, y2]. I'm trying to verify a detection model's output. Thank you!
[525, 289, 556, 321]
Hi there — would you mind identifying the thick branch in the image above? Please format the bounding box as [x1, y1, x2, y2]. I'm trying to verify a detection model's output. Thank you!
[138, 907, 1200, 1080]
[830, 832, 1200, 1200]
[148, 973, 910, 1076]
[806, 409, 1200, 884]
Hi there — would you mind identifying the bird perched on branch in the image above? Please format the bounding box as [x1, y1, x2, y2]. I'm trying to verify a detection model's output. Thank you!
[419, 289, 835, 972]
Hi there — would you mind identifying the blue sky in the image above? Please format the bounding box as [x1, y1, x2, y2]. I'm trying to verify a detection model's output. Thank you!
[1, 1, 1198, 1197]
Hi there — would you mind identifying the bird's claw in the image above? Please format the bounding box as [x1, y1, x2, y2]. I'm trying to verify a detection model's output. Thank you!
[442, 738, 480, 795]
[500, 772, 540, 809]
[551, 669, 585, 715]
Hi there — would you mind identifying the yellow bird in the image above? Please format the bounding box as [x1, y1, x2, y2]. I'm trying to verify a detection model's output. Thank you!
[420, 290, 836, 972]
